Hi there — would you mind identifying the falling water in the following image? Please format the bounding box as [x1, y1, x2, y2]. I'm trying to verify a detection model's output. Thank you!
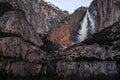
[87, 10, 95, 34]
[76, 10, 95, 43]
[77, 10, 88, 43]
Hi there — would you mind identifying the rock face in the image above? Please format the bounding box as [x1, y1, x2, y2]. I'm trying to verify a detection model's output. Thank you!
[42, 0, 120, 46]
[8, 0, 69, 35]
[89, 0, 120, 31]
[54, 61, 117, 79]
[53, 21, 120, 61]
[0, 1, 47, 76]
[70, 0, 120, 44]
[48, 18, 70, 48]
[0, 0, 120, 79]
[46, 7, 88, 46]
[48, 20, 120, 79]
[0, 0, 70, 48]
[70, 7, 87, 44]
[0, 11, 43, 46]
[0, 10, 44, 59]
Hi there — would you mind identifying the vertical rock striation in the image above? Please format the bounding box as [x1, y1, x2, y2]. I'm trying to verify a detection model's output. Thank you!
[90, 0, 120, 31]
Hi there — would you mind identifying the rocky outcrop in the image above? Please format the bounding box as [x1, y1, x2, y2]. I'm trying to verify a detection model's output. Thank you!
[48, 20, 120, 79]
[53, 20, 120, 61]
[90, 0, 120, 31]
[0, 11, 43, 46]
[48, 0, 120, 45]
[0, 2, 47, 76]
[10, 0, 69, 46]
[39, 0, 70, 47]
[14, 0, 70, 48]
[69, 0, 120, 44]
[0, 0, 120, 79]
[46, 7, 87, 47]
[70, 7, 87, 43]
[0, 10, 44, 58]
[0, 0, 70, 48]
[8, 0, 69, 35]
[39, 0, 69, 19]
[48, 18, 70, 48]
[0, 0, 120, 48]
[0, 60, 42, 76]
[47, 61, 118, 80]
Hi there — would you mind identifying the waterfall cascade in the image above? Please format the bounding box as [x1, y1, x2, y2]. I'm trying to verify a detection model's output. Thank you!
[77, 10, 88, 43]
[87, 10, 95, 34]
[76, 10, 95, 43]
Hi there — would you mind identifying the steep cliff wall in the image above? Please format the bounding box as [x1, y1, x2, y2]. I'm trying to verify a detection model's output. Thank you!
[69, 0, 120, 44]
[0, 0, 120, 79]
[49, 20, 120, 79]
[0, 1, 47, 76]
[90, 0, 120, 31]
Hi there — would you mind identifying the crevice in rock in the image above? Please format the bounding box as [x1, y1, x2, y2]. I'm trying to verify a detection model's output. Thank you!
[84, 36, 120, 45]
[114, 55, 120, 64]
[51, 56, 114, 62]
[0, 51, 23, 63]
[0, 2, 14, 17]
[73, 56, 114, 62]
[0, 32, 20, 38]
[39, 34, 61, 54]
[0, 32, 40, 48]
[0, 55, 23, 63]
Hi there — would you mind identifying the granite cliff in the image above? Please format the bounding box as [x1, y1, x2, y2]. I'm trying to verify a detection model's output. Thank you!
[0, 0, 120, 80]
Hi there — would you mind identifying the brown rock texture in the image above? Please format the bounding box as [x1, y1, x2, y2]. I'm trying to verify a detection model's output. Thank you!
[48, 18, 70, 47]
[0, 2, 47, 76]
[90, 0, 120, 31]
[0, 0, 71, 49]
[0, 0, 69, 35]
[53, 61, 117, 79]
[8, 0, 70, 47]
[47, 20, 120, 79]
[0, 61, 42, 76]
[0, 0, 120, 79]
[70, 7, 87, 43]
[39, 0, 69, 19]
[69, 0, 120, 44]
[0, 11, 43, 46]
[47, 7, 87, 47]
[53, 21, 120, 61]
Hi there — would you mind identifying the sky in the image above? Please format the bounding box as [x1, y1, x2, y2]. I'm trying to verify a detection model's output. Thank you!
[45, 0, 93, 13]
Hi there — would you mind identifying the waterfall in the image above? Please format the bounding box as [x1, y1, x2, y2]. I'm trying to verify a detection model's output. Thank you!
[77, 11, 88, 43]
[87, 10, 95, 34]
[76, 10, 95, 43]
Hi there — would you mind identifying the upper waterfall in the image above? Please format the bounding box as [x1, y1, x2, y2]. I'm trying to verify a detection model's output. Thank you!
[87, 10, 95, 34]
[77, 10, 88, 43]
[76, 10, 95, 43]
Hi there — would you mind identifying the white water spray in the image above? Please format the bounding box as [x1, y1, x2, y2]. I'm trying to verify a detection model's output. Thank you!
[77, 10, 88, 43]
[87, 10, 95, 34]
[77, 10, 95, 43]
